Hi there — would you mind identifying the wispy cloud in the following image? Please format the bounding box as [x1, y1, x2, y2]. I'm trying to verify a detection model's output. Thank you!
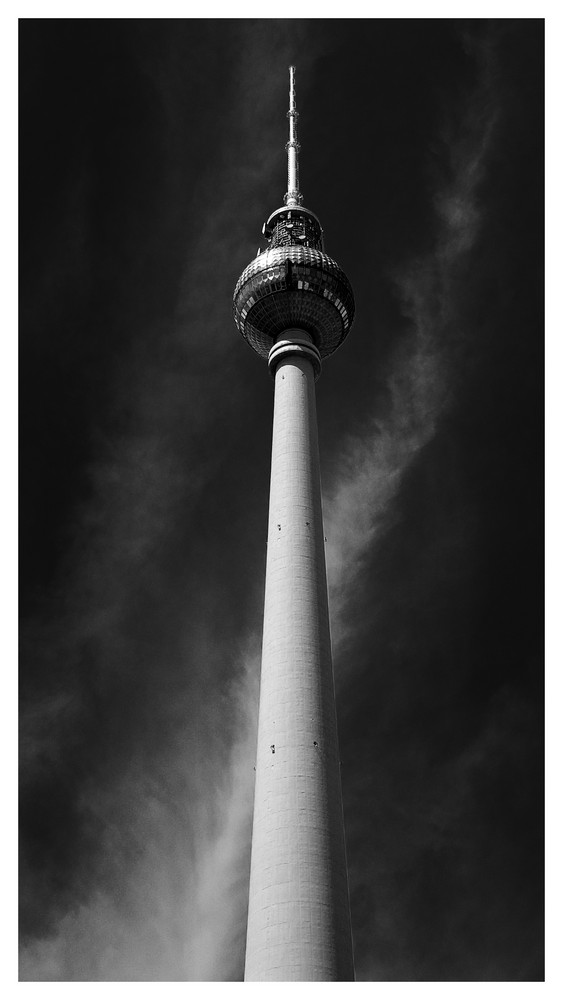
[324, 34, 499, 660]
[20, 641, 260, 982]
[20, 23, 316, 983]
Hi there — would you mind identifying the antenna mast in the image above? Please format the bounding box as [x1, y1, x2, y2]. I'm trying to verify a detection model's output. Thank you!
[284, 66, 303, 206]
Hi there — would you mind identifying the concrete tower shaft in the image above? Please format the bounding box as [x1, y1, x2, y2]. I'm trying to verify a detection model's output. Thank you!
[244, 333, 354, 980]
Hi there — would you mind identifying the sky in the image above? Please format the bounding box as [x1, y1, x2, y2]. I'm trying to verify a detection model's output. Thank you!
[19, 17, 544, 983]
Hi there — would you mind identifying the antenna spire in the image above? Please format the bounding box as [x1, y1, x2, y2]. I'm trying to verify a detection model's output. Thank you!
[284, 66, 303, 207]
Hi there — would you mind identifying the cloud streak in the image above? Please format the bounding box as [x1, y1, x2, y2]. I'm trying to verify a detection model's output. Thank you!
[20, 22, 325, 983]
[324, 31, 499, 662]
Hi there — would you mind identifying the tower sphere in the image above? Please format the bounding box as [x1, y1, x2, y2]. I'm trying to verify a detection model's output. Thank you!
[233, 204, 355, 365]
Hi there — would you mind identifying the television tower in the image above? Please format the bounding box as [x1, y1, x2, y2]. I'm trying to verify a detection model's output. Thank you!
[233, 67, 355, 982]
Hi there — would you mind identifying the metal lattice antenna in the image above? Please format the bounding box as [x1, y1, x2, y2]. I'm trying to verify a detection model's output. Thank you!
[284, 66, 303, 206]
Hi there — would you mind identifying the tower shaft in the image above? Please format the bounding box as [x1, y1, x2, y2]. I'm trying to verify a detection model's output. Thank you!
[244, 332, 354, 981]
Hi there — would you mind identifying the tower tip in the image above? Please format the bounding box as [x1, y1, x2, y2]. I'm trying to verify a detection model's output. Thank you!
[284, 66, 302, 206]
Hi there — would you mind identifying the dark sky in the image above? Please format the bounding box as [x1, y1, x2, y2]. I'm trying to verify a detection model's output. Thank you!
[19, 18, 543, 982]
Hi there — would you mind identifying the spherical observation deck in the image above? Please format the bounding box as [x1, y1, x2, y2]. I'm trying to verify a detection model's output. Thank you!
[233, 205, 355, 363]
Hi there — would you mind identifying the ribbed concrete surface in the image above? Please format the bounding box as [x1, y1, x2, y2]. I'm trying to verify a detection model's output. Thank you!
[244, 345, 354, 982]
